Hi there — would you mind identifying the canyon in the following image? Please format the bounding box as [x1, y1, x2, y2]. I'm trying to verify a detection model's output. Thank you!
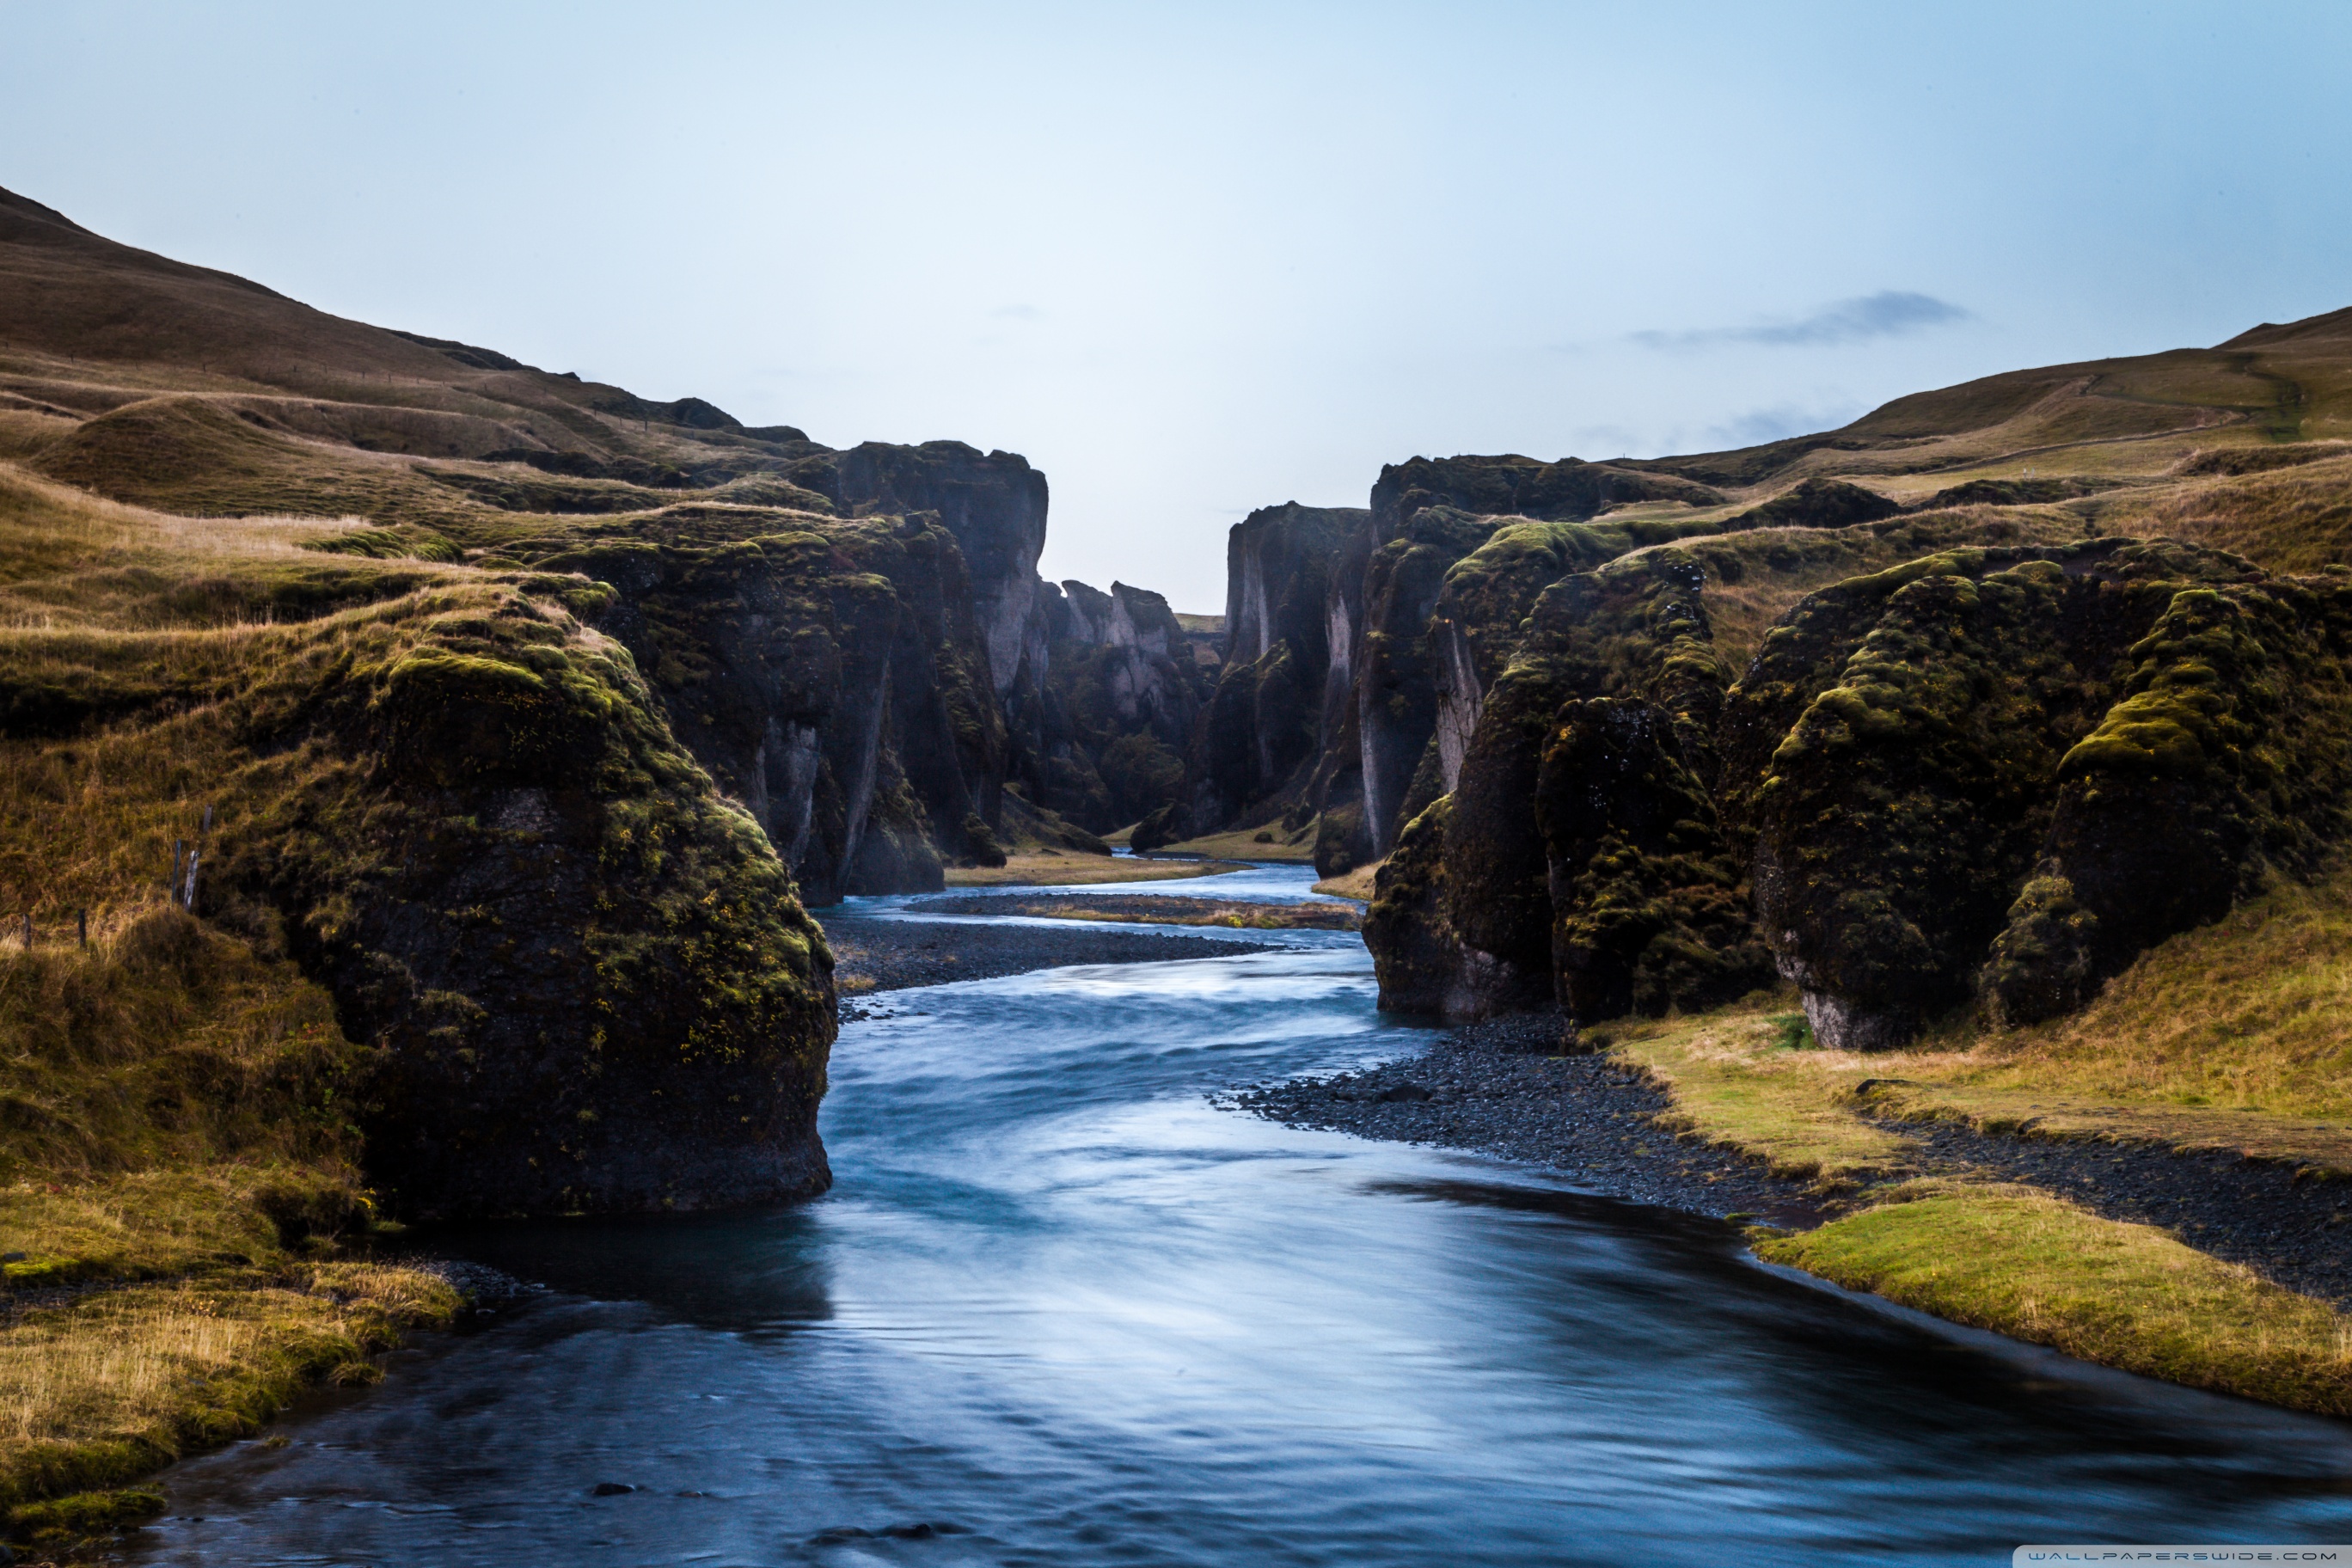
[8, 175, 2352, 1212]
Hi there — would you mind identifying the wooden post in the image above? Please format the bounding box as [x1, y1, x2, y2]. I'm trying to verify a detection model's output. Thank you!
[77, 909, 87, 948]
[20, 915, 29, 952]
[201, 804, 213, 834]
[183, 851, 199, 911]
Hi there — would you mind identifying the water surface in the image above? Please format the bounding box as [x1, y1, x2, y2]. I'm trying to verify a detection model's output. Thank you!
[132, 876, 2352, 1565]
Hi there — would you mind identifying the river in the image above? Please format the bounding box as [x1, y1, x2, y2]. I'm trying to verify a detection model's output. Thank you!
[132, 867, 2352, 1565]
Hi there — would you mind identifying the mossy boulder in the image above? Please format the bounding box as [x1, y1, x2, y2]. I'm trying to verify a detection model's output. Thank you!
[1369, 453, 1723, 533]
[205, 586, 838, 1216]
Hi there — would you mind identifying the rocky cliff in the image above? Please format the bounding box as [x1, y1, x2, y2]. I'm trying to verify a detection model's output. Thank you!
[1191, 309, 2352, 1048]
[1183, 503, 1364, 840]
[1030, 579, 1209, 836]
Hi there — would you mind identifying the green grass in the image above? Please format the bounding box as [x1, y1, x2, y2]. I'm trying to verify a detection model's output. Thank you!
[1760, 1181, 2352, 1415]
[1603, 1002, 1918, 1187]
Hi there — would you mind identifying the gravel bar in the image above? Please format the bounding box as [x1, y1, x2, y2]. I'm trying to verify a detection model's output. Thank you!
[1233, 1014, 1826, 1228]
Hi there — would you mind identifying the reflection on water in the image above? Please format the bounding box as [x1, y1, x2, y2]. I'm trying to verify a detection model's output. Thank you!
[132, 889, 2352, 1566]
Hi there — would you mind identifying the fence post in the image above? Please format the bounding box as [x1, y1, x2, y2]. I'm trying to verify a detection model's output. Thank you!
[183, 851, 199, 912]
[20, 915, 28, 952]
[77, 909, 87, 948]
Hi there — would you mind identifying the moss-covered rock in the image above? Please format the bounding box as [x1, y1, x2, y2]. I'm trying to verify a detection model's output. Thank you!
[1983, 573, 2352, 1022]
[1363, 796, 1463, 1012]
[195, 586, 839, 1216]
[1537, 698, 1773, 1019]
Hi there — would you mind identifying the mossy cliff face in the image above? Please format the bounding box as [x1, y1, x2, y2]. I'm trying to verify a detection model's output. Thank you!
[1364, 796, 1488, 1014]
[780, 440, 1050, 706]
[1353, 507, 1511, 863]
[1981, 569, 2352, 1025]
[0, 560, 837, 1218]
[1422, 548, 1736, 1019]
[1538, 698, 1771, 1020]
[1358, 505, 2352, 1040]
[1179, 481, 1735, 881]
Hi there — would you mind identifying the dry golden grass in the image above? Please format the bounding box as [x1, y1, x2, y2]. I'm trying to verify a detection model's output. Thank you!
[1760, 1180, 2352, 1414]
[0, 1263, 457, 1509]
[1312, 859, 1381, 901]
[2096, 452, 2352, 572]
[1611, 854, 2352, 1176]
[943, 853, 1246, 886]
[1848, 861, 2352, 1169]
[1152, 823, 1318, 863]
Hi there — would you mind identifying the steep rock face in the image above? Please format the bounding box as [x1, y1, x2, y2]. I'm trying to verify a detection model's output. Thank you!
[1977, 569, 2352, 1024]
[782, 440, 1050, 701]
[1415, 547, 1736, 1018]
[1037, 579, 1210, 836]
[522, 506, 1007, 905]
[1351, 508, 1510, 864]
[1365, 795, 1487, 1014]
[1538, 699, 1771, 1021]
[1368, 516, 2352, 1041]
[1296, 471, 1733, 879]
[1191, 503, 1364, 831]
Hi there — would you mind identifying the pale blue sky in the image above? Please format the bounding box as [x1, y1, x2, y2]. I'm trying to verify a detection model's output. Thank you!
[6, 2, 2347, 609]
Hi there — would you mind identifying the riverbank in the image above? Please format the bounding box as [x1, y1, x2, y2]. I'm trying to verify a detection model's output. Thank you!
[0, 1181, 462, 1561]
[1248, 990, 2352, 1416]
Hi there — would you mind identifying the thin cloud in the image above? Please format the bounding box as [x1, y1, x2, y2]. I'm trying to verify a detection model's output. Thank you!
[1632, 291, 1972, 352]
[1698, 403, 1861, 448]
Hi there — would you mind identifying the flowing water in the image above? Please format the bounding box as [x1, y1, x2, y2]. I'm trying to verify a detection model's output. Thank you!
[132, 868, 2352, 1565]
